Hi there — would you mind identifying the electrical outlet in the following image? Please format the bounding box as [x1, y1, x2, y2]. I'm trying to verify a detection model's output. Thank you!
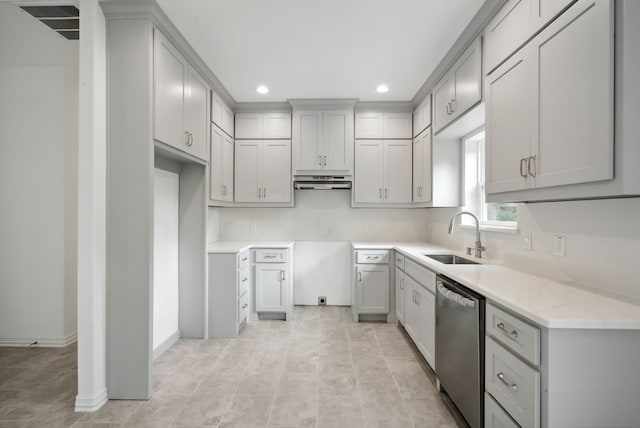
[553, 235, 566, 257]
[523, 232, 532, 251]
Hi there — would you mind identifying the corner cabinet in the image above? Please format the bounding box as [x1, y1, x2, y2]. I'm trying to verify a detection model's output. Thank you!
[235, 140, 292, 203]
[292, 104, 355, 175]
[209, 123, 234, 203]
[153, 29, 209, 161]
[486, 0, 614, 198]
[353, 140, 412, 205]
[433, 38, 482, 134]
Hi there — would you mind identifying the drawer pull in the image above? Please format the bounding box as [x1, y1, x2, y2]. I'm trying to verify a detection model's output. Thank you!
[497, 322, 519, 339]
[242, 278, 247, 282]
[497, 372, 518, 392]
[242, 257, 248, 262]
[263, 254, 277, 259]
[366, 256, 379, 260]
[242, 303, 248, 309]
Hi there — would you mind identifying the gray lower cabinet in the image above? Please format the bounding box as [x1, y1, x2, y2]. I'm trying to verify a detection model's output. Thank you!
[253, 248, 293, 320]
[353, 249, 390, 321]
[485, 302, 640, 427]
[208, 250, 250, 337]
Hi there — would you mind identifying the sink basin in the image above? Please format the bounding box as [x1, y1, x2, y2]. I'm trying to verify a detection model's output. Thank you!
[424, 254, 480, 265]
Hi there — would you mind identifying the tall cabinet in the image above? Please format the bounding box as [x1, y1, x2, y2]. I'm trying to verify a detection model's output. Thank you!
[234, 111, 292, 205]
[209, 90, 234, 204]
[353, 111, 413, 207]
[291, 100, 356, 176]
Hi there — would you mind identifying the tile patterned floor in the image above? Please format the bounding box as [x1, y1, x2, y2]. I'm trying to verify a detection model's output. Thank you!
[0, 306, 463, 428]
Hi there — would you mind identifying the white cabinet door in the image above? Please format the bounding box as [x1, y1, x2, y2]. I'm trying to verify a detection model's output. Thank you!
[255, 264, 286, 312]
[384, 140, 412, 203]
[355, 112, 384, 139]
[432, 74, 455, 133]
[293, 110, 323, 172]
[383, 113, 412, 139]
[356, 264, 389, 314]
[234, 140, 262, 202]
[209, 124, 224, 201]
[417, 287, 435, 370]
[484, 0, 531, 74]
[413, 128, 432, 203]
[452, 38, 483, 119]
[413, 96, 432, 138]
[221, 133, 234, 201]
[262, 140, 291, 203]
[403, 276, 419, 342]
[531, 0, 613, 189]
[184, 67, 209, 161]
[354, 140, 384, 203]
[395, 267, 405, 325]
[263, 113, 291, 139]
[323, 110, 353, 172]
[486, 48, 532, 194]
[154, 30, 185, 151]
[235, 113, 263, 139]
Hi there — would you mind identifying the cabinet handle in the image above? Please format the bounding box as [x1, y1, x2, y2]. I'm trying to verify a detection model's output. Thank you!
[258, 188, 262, 198]
[497, 372, 518, 392]
[281, 271, 285, 281]
[400, 278, 404, 290]
[496, 322, 519, 339]
[384, 188, 388, 199]
[318, 155, 322, 166]
[358, 271, 362, 282]
[264, 254, 277, 259]
[379, 188, 382, 199]
[323, 155, 327, 167]
[189, 132, 194, 147]
[450, 99, 456, 114]
[520, 158, 528, 178]
[242, 257, 248, 262]
[445, 102, 450, 115]
[528, 155, 537, 177]
[184, 130, 190, 146]
[242, 303, 248, 309]
[263, 188, 267, 199]
[366, 255, 378, 260]
[242, 278, 247, 282]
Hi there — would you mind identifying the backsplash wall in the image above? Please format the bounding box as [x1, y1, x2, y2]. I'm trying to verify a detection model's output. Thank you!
[208, 190, 430, 242]
[428, 198, 640, 302]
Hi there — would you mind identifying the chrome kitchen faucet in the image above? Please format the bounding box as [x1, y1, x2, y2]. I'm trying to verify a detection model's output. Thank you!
[447, 211, 485, 258]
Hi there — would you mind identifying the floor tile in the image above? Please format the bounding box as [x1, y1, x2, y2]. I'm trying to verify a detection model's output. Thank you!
[218, 394, 273, 428]
[316, 393, 364, 428]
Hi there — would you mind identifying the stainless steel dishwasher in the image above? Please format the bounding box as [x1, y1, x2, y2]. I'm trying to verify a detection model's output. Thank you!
[435, 274, 485, 428]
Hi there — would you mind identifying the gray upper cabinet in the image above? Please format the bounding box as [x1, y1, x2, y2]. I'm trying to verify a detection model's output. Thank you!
[211, 92, 234, 138]
[412, 95, 432, 138]
[486, 0, 614, 197]
[433, 38, 482, 134]
[154, 29, 209, 161]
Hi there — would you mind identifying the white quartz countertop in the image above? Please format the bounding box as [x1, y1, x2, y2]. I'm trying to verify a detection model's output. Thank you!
[207, 241, 295, 254]
[353, 242, 640, 330]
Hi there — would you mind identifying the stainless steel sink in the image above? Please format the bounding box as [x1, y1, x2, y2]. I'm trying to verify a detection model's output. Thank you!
[424, 254, 480, 265]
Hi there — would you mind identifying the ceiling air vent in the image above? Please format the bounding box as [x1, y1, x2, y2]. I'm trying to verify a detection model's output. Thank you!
[20, 5, 79, 40]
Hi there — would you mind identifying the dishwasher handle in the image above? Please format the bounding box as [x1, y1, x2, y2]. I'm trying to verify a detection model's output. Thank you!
[437, 282, 476, 308]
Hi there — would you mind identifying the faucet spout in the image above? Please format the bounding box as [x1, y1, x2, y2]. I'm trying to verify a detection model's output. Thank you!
[447, 210, 485, 258]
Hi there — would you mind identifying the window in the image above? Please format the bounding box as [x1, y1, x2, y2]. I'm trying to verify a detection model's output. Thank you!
[463, 129, 517, 229]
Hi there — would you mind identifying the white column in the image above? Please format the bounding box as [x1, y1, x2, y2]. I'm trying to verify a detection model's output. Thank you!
[75, 0, 108, 412]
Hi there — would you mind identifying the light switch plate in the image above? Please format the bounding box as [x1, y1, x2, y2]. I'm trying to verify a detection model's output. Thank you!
[523, 232, 532, 250]
[553, 235, 566, 257]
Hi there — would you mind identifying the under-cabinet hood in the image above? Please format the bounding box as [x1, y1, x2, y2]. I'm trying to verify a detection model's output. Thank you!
[294, 175, 352, 190]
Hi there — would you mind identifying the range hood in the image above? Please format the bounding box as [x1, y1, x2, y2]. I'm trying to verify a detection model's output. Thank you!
[294, 175, 352, 190]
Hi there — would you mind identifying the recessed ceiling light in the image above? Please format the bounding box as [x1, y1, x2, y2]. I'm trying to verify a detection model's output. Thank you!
[256, 85, 269, 94]
[376, 84, 389, 93]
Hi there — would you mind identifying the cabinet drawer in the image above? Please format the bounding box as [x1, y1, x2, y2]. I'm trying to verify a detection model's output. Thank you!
[254, 248, 288, 263]
[238, 250, 250, 270]
[238, 267, 249, 297]
[486, 337, 540, 428]
[394, 252, 405, 270]
[485, 392, 520, 428]
[487, 303, 540, 365]
[238, 291, 249, 323]
[405, 258, 436, 294]
[356, 250, 389, 264]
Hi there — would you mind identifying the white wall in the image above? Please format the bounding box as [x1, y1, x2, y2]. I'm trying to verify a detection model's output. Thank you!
[153, 169, 180, 355]
[0, 3, 78, 346]
[209, 190, 430, 242]
[428, 198, 640, 302]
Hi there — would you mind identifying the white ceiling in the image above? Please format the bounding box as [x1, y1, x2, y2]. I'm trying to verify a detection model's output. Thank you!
[156, 0, 485, 103]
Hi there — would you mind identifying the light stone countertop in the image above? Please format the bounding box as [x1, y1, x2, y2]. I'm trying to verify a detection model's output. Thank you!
[353, 241, 640, 330]
[207, 241, 295, 254]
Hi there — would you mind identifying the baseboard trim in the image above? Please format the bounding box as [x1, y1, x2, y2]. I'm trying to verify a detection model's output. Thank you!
[153, 329, 180, 360]
[75, 388, 108, 412]
[0, 331, 78, 347]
